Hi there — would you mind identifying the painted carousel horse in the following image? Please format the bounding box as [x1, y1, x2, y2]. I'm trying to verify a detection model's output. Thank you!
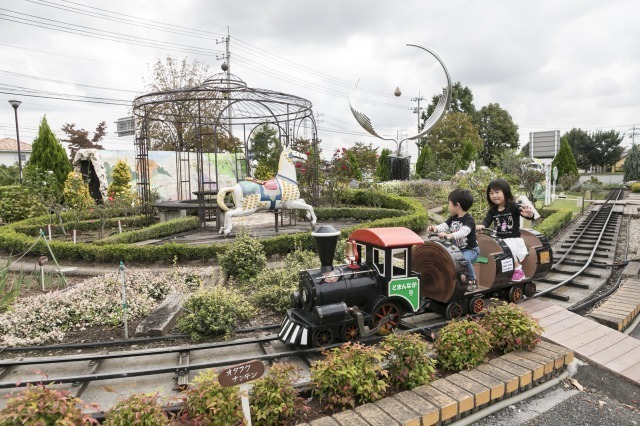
[216, 148, 317, 236]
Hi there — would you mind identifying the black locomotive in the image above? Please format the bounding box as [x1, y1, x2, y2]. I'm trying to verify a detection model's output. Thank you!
[278, 225, 552, 347]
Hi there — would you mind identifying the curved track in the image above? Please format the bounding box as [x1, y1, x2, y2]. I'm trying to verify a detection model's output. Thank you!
[533, 188, 624, 306]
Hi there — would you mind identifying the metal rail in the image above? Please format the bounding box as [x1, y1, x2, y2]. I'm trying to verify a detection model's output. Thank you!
[534, 188, 623, 298]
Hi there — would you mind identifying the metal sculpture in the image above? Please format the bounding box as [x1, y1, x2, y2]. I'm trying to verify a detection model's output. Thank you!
[348, 44, 452, 152]
[216, 148, 317, 236]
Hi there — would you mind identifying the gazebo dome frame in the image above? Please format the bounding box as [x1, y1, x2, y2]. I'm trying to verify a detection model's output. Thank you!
[132, 71, 320, 228]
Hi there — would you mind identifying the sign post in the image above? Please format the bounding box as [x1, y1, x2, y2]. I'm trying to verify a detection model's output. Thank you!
[218, 360, 265, 426]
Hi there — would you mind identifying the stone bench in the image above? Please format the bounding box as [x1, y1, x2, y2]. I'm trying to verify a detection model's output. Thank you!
[135, 293, 184, 337]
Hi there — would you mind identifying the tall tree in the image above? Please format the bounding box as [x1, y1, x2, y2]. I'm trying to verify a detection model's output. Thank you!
[61, 121, 106, 162]
[624, 143, 640, 182]
[26, 115, 72, 187]
[250, 123, 281, 178]
[143, 55, 224, 151]
[476, 103, 519, 168]
[460, 138, 478, 169]
[375, 148, 391, 182]
[345, 142, 378, 178]
[415, 144, 436, 179]
[591, 130, 625, 170]
[424, 112, 483, 175]
[552, 137, 579, 184]
[563, 128, 593, 170]
[424, 81, 477, 118]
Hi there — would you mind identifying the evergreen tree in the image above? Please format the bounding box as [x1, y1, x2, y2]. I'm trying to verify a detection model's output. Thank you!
[63, 171, 95, 211]
[108, 160, 133, 198]
[27, 115, 72, 186]
[624, 143, 640, 182]
[552, 137, 579, 185]
[375, 148, 391, 182]
[346, 151, 362, 181]
[459, 138, 478, 171]
[415, 145, 436, 178]
[250, 123, 281, 176]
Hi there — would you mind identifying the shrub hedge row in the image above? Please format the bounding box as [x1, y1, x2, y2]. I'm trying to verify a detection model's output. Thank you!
[631, 183, 640, 193]
[534, 209, 573, 238]
[0, 189, 428, 263]
[14, 215, 156, 237]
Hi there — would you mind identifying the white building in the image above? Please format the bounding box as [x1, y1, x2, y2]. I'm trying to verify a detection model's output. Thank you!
[0, 137, 31, 167]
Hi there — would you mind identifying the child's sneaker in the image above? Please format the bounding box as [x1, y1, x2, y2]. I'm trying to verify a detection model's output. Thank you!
[467, 280, 477, 292]
[511, 269, 525, 282]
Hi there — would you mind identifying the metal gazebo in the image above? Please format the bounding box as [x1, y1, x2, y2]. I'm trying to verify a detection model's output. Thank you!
[132, 67, 319, 228]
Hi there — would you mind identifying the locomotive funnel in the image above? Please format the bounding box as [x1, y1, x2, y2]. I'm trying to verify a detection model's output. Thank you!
[311, 225, 341, 273]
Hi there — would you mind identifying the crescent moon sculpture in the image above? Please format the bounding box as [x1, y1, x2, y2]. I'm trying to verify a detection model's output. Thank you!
[348, 44, 452, 150]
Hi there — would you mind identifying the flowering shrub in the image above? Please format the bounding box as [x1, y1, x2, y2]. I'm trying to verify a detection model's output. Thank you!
[382, 332, 437, 390]
[311, 342, 388, 412]
[103, 392, 169, 425]
[0, 267, 209, 346]
[177, 286, 254, 340]
[435, 318, 492, 371]
[480, 301, 543, 353]
[250, 363, 304, 425]
[249, 250, 320, 313]
[0, 382, 98, 425]
[181, 369, 244, 425]
[377, 179, 452, 199]
[218, 232, 267, 282]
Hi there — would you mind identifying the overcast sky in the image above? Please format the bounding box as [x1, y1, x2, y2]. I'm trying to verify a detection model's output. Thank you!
[1, 0, 638, 161]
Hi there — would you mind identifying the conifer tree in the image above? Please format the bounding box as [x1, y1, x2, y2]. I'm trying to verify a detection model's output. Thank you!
[415, 145, 436, 178]
[552, 137, 579, 184]
[63, 171, 94, 211]
[26, 115, 72, 186]
[108, 160, 133, 199]
[375, 148, 391, 182]
[624, 143, 640, 182]
[346, 151, 362, 181]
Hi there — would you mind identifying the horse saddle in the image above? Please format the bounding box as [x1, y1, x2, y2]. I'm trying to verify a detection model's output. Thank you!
[245, 177, 278, 190]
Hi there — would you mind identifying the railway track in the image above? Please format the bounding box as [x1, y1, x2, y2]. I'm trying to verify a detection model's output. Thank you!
[533, 188, 625, 306]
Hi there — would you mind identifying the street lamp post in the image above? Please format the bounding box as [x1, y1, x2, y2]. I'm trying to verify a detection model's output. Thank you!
[8, 100, 23, 183]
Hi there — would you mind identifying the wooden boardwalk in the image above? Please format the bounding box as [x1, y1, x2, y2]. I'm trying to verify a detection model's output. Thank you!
[521, 298, 640, 384]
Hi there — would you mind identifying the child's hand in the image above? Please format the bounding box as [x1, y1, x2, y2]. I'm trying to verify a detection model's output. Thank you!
[427, 225, 437, 233]
[520, 205, 533, 219]
[476, 225, 484, 232]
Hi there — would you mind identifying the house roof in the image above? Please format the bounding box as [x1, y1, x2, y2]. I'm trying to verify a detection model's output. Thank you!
[350, 227, 424, 248]
[0, 138, 32, 152]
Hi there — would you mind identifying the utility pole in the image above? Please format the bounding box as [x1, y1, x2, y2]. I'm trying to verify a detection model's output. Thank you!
[216, 29, 233, 143]
[629, 124, 639, 145]
[410, 92, 425, 156]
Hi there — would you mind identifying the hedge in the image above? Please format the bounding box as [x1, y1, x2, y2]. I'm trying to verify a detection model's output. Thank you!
[0, 189, 428, 263]
[14, 215, 155, 237]
[631, 183, 640, 193]
[534, 209, 573, 239]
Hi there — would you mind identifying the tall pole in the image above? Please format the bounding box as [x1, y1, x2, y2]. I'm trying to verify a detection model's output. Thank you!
[8, 100, 23, 183]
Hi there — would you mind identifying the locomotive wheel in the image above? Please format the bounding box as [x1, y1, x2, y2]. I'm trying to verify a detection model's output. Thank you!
[312, 328, 333, 347]
[468, 296, 484, 314]
[509, 285, 523, 303]
[445, 302, 463, 320]
[524, 281, 536, 298]
[372, 302, 403, 335]
[341, 323, 360, 342]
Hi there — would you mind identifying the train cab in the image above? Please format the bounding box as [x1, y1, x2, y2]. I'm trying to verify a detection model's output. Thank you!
[349, 227, 425, 316]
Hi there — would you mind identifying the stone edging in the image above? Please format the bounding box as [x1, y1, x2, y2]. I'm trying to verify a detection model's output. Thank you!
[298, 340, 573, 426]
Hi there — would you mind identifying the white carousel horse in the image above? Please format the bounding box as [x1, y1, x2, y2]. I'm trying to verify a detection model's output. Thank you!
[216, 148, 317, 236]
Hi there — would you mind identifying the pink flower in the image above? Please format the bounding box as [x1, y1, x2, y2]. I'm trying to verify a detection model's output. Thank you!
[295, 163, 301, 168]
[336, 149, 340, 152]
[342, 147, 347, 152]
[515, 337, 522, 345]
[466, 328, 473, 335]
[301, 168, 307, 172]
[306, 151, 311, 155]
[341, 165, 347, 170]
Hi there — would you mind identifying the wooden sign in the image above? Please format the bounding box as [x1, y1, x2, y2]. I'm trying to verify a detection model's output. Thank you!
[218, 360, 265, 387]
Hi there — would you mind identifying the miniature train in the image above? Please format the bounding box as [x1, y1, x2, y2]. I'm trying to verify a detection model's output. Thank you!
[278, 225, 553, 347]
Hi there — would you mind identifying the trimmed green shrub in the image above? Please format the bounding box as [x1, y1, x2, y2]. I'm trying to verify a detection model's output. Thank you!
[63, 171, 94, 211]
[218, 232, 267, 282]
[250, 250, 320, 313]
[0, 185, 45, 223]
[631, 182, 640, 193]
[177, 287, 254, 341]
[250, 363, 303, 425]
[181, 369, 244, 425]
[435, 319, 492, 371]
[311, 342, 388, 412]
[0, 383, 97, 425]
[535, 209, 573, 238]
[103, 392, 169, 425]
[481, 302, 543, 353]
[94, 216, 199, 245]
[382, 332, 437, 390]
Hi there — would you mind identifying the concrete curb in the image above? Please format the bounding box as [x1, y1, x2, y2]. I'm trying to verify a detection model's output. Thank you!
[299, 342, 573, 426]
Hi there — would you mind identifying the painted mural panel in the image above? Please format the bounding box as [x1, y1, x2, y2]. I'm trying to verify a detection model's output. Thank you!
[74, 149, 245, 201]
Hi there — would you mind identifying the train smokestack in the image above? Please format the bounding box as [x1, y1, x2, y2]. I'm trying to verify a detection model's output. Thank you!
[311, 225, 341, 273]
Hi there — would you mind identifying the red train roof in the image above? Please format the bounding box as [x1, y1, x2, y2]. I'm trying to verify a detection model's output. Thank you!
[349, 227, 424, 248]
